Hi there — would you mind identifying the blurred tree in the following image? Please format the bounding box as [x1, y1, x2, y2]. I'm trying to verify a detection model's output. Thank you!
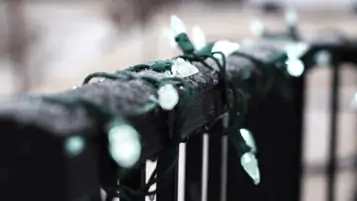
[260, 1, 283, 13]
[105, 0, 176, 61]
[106, 0, 171, 28]
[106, 0, 245, 28]
[5, 0, 33, 93]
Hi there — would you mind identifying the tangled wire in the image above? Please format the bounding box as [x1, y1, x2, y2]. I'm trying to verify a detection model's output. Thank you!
[42, 22, 291, 200]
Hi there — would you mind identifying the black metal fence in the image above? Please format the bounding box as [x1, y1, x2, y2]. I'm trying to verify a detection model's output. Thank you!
[0, 13, 356, 201]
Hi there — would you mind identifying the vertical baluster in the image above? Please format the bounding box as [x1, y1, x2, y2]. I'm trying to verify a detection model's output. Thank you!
[146, 160, 157, 201]
[327, 62, 340, 201]
[354, 92, 357, 201]
[220, 135, 229, 201]
[201, 134, 209, 201]
[177, 143, 187, 201]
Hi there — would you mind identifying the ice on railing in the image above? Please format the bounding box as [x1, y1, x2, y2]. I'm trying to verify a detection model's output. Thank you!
[171, 58, 199, 78]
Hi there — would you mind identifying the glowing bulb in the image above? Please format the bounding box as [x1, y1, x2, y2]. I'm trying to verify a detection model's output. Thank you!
[65, 136, 85, 156]
[171, 58, 199, 78]
[285, 42, 309, 59]
[314, 50, 331, 66]
[285, 8, 298, 26]
[351, 92, 357, 111]
[192, 25, 206, 50]
[240, 128, 257, 154]
[162, 28, 176, 49]
[157, 84, 179, 110]
[170, 15, 187, 36]
[211, 40, 240, 69]
[240, 152, 260, 185]
[108, 123, 141, 168]
[250, 19, 265, 36]
[286, 59, 305, 77]
[212, 40, 240, 57]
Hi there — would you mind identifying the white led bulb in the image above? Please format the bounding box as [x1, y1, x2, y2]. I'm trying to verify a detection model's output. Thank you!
[162, 28, 177, 49]
[285, 42, 309, 77]
[250, 19, 265, 36]
[351, 92, 357, 111]
[285, 42, 309, 59]
[314, 50, 331, 66]
[211, 40, 240, 70]
[65, 136, 85, 156]
[240, 152, 260, 185]
[192, 25, 206, 50]
[157, 84, 179, 111]
[240, 128, 257, 154]
[286, 59, 305, 77]
[285, 8, 298, 26]
[108, 124, 141, 168]
[170, 15, 187, 36]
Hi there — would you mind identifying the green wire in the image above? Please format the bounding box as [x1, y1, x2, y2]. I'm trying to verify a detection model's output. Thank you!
[62, 31, 291, 200]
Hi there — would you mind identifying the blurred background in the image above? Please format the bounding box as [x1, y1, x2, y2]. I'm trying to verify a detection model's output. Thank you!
[0, 0, 356, 201]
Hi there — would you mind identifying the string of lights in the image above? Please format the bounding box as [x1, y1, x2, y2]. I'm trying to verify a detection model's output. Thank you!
[2, 9, 356, 201]
[251, 9, 357, 201]
[84, 14, 300, 199]
[5, 14, 291, 200]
